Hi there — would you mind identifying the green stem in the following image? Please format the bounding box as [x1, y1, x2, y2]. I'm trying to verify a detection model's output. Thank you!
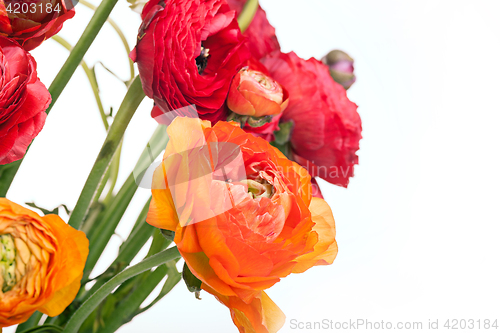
[79, 0, 135, 82]
[132, 124, 169, 183]
[17, 324, 63, 333]
[15, 311, 43, 332]
[0, 161, 21, 197]
[237, 0, 259, 33]
[47, 0, 119, 114]
[97, 265, 169, 333]
[79, 124, 168, 293]
[62, 247, 181, 333]
[134, 261, 181, 315]
[116, 197, 154, 263]
[146, 229, 172, 258]
[0, 0, 120, 197]
[50, 35, 109, 130]
[102, 140, 122, 205]
[83, 174, 138, 279]
[80, 202, 105, 238]
[68, 76, 145, 230]
[92, 167, 111, 205]
[78, 197, 153, 302]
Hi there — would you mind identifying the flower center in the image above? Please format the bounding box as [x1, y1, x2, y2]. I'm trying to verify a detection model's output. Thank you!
[0, 234, 17, 293]
[196, 43, 210, 74]
[242, 178, 274, 199]
[251, 72, 273, 89]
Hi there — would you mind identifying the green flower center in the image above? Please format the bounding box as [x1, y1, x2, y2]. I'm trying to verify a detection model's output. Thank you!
[0, 234, 17, 293]
[242, 179, 274, 199]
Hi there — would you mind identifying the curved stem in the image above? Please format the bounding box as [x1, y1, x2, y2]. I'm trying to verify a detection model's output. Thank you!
[0, 0, 120, 197]
[79, 0, 135, 81]
[51, 35, 109, 130]
[68, 76, 145, 230]
[237, 0, 259, 33]
[62, 247, 181, 333]
[47, 0, 119, 115]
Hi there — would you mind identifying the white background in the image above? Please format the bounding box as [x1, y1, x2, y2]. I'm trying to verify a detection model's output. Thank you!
[4, 0, 500, 332]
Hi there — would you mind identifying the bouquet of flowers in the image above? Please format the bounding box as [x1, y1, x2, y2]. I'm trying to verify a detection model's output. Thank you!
[0, 0, 362, 332]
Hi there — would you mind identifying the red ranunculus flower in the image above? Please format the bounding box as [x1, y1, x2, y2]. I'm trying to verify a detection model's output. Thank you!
[262, 52, 362, 187]
[132, 0, 250, 124]
[0, 36, 50, 165]
[227, 0, 280, 59]
[0, 0, 75, 51]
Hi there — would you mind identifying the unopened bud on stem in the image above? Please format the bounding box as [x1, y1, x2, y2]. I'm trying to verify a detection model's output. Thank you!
[323, 50, 356, 90]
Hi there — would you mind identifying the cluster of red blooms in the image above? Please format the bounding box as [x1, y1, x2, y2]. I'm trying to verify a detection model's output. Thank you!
[0, 0, 74, 164]
[132, 0, 362, 193]
[0, 0, 363, 331]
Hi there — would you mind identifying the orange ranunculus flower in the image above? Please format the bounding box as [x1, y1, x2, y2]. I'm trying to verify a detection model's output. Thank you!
[147, 117, 338, 333]
[227, 68, 289, 118]
[0, 199, 88, 327]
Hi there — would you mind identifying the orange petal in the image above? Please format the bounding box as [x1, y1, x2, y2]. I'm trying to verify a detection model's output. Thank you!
[165, 117, 210, 154]
[195, 218, 240, 277]
[293, 197, 338, 273]
[181, 251, 236, 297]
[38, 274, 81, 317]
[203, 285, 285, 333]
[239, 89, 282, 117]
[40, 214, 89, 315]
[147, 162, 180, 230]
[174, 223, 202, 253]
[225, 237, 274, 277]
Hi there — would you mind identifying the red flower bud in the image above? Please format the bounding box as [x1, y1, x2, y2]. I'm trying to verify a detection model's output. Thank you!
[227, 68, 289, 118]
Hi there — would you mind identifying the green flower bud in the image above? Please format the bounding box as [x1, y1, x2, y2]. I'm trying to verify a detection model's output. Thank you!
[323, 50, 356, 90]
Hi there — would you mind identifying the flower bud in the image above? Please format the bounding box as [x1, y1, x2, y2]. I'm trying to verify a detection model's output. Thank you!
[323, 50, 356, 90]
[227, 68, 289, 117]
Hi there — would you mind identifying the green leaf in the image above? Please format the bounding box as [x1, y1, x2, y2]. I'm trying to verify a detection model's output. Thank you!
[62, 247, 181, 333]
[160, 229, 175, 242]
[17, 324, 63, 333]
[273, 120, 294, 145]
[25, 203, 71, 216]
[182, 262, 202, 298]
[96, 61, 128, 86]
